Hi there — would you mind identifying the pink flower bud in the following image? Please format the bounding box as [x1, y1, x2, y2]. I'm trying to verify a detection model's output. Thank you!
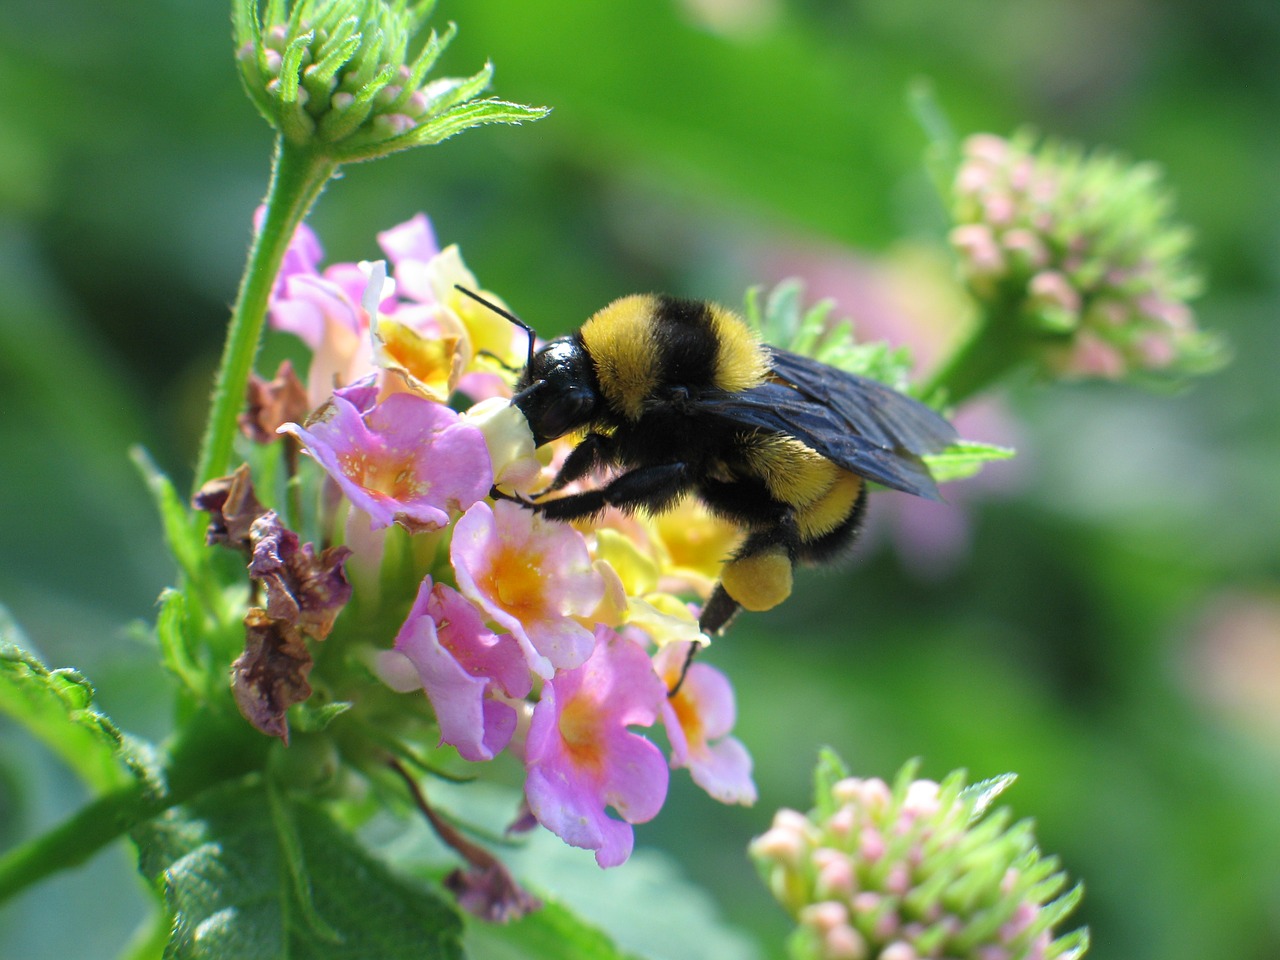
[1029, 271, 1081, 313]
[1002, 229, 1048, 269]
[880, 941, 918, 960]
[951, 225, 1006, 278]
[824, 923, 869, 960]
[964, 134, 1011, 166]
[801, 900, 850, 932]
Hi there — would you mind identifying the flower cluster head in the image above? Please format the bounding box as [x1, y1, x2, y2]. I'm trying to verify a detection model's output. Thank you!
[247, 212, 756, 878]
[750, 753, 1089, 960]
[950, 131, 1225, 381]
[233, 0, 546, 162]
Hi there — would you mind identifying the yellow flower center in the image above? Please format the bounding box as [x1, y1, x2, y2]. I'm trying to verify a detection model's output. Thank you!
[558, 694, 604, 773]
[668, 686, 703, 746]
[482, 541, 550, 620]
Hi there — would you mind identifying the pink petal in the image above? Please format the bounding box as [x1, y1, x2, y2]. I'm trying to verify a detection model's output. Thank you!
[394, 597, 494, 761]
[687, 735, 757, 806]
[429, 584, 532, 699]
[600, 730, 669, 824]
[451, 502, 604, 678]
[524, 759, 635, 868]
[378, 213, 440, 303]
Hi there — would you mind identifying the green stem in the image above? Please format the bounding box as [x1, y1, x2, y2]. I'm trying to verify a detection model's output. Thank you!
[0, 784, 164, 903]
[923, 295, 1027, 407]
[193, 139, 338, 492]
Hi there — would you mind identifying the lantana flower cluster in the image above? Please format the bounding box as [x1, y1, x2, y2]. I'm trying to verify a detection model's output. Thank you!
[225, 212, 756, 872]
[750, 755, 1089, 960]
[950, 131, 1223, 380]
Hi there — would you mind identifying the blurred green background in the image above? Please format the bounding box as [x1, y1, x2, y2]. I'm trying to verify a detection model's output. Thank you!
[2, 0, 1278, 958]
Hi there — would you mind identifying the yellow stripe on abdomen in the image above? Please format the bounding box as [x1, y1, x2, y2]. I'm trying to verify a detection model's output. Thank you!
[795, 470, 863, 542]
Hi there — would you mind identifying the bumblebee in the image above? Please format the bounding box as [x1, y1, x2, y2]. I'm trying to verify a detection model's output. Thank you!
[459, 287, 956, 640]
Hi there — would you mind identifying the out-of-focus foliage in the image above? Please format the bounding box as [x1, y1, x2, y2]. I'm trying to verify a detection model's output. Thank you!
[1, 1, 1277, 959]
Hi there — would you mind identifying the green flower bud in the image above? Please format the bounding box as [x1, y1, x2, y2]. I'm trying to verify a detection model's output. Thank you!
[232, 0, 547, 163]
[750, 753, 1090, 960]
[949, 131, 1226, 383]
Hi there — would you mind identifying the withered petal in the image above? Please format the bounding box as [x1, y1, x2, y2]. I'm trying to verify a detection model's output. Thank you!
[240, 359, 311, 444]
[250, 512, 352, 641]
[193, 464, 266, 551]
[232, 607, 314, 743]
[444, 863, 542, 924]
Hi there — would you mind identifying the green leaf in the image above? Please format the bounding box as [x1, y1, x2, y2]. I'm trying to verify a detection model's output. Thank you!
[0, 614, 131, 792]
[134, 781, 463, 960]
[155, 589, 205, 697]
[463, 898, 642, 960]
[742, 279, 918, 388]
[1048, 926, 1091, 960]
[811, 746, 851, 820]
[131, 447, 208, 589]
[354, 98, 551, 159]
[291, 699, 354, 733]
[959, 772, 1017, 819]
[924, 440, 1016, 484]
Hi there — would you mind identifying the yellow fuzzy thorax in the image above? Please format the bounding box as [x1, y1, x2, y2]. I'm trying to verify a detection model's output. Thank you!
[704, 301, 769, 392]
[580, 295, 660, 420]
[579, 295, 769, 421]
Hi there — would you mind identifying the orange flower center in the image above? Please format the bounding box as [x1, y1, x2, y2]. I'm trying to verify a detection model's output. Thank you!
[342, 450, 426, 502]
[481, 541, 550, 620]
[558, 694, 604, 773]
[669, 687, 703, 746]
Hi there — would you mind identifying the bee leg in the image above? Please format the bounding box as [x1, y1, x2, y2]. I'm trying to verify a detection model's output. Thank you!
[717, 523, 798, 617]
[534, 433, 613, 498]
[535, 462, 691, 522]
[667, 586, 740, 697]
[489, 485, 537, 507]
[698, 584, 741, 635]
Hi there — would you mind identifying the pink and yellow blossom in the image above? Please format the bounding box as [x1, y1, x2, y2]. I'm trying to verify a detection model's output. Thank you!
[279, 390, 492, 533]
[654, 642, 757, 806]
[523, 626, 669, 867]
[383, 578, 532, 761]
[451, 501, 605, 678]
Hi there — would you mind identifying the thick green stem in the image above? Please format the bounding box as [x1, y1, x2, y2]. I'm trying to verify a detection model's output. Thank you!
[193, 139, 338, 492]
[0, 784, 163, 903]
[923, 295, 1027, 407]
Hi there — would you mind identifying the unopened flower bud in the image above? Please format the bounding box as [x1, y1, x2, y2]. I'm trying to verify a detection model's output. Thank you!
[232, 0, 547, 163]
[751, 753, 1090, 960]
[949, 130, 1226, 383]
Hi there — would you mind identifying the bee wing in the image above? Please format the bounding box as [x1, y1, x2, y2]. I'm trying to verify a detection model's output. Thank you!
[764, 347, 957, 456]
[697, 349, 957, 500]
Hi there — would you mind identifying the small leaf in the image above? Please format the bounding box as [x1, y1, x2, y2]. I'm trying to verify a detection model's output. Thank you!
[812, 747, 851, 820]
[134, 781, 463, 960]
[1048, 926, 1091, 960]
[156, 588, 205, 696]
[924, 440, 1016, 484]
[959, 772, 1017, 819]
[365, 99, 551, 158]
[0, 617, 131, 792]
[292, 699, 354, 733]
[131, 446, 208, 586]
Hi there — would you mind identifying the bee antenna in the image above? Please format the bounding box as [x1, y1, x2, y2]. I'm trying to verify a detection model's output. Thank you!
[454, 285, 536, 369]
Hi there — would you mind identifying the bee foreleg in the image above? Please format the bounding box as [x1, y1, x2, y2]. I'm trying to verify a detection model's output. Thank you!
[538, 432, 614, 497]
[534, 462, 691, 522]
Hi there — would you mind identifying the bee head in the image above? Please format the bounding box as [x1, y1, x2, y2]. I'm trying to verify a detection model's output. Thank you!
[513, 338, 599, 444]
[452, 285, 600, 446]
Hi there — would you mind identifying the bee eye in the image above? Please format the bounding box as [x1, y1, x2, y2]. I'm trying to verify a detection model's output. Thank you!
[536, 388, 594, 441]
